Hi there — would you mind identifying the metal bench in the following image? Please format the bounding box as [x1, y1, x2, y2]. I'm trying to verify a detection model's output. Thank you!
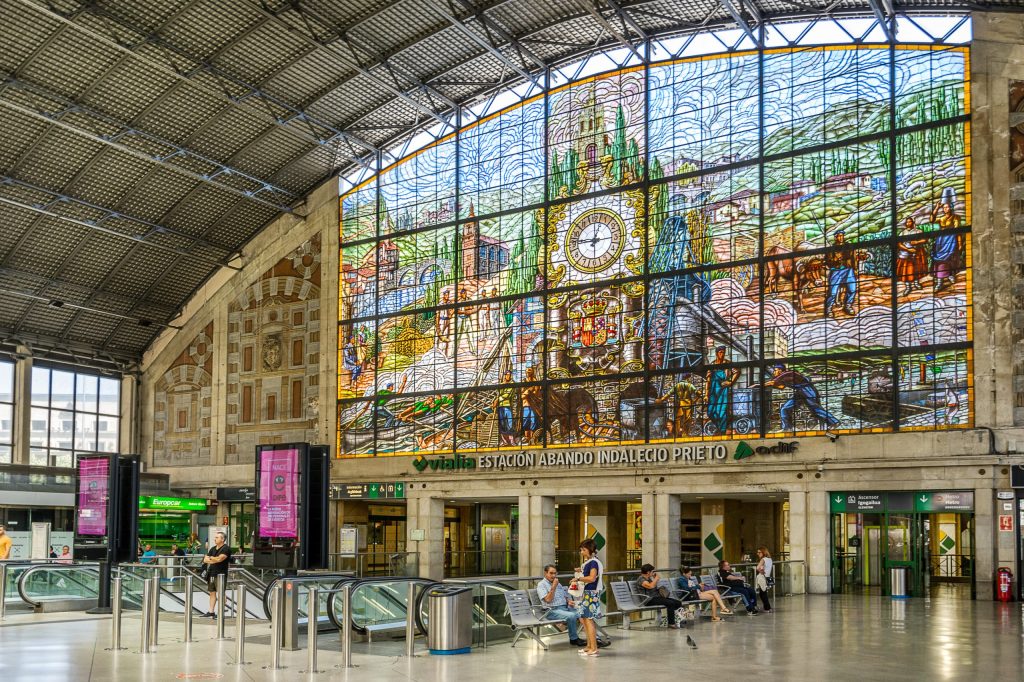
[527, 588, 613, 643]
[609, 579, 665, 630]
[504, 589, 562, 650]
[704, 574, 748, 607]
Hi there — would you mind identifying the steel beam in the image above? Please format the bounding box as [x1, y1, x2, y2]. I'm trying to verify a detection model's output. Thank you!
[13, 0, 378, 161]
[0, 327, 142, 370]
[0, 74, 298, 212]
[720, 0, 760, 46]
[425, 0, 542, 88]
[0, 177, 237, 269]
[602, 0, 649, 41]
[866, 0, 895, 41]
[251, 1, 456, 131]
[584, 0, 644, 59]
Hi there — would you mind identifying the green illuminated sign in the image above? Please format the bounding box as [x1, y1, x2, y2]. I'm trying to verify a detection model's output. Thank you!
[138, 495, 207, 511]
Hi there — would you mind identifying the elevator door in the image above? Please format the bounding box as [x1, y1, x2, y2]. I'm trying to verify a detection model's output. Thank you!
[482, 524, 509, 574]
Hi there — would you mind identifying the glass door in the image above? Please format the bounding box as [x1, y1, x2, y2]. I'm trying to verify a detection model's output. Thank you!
[883, 513, 918, 596]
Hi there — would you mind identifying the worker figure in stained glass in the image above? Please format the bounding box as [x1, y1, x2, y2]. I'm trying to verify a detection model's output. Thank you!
[761, 364, 840, 431]
[823, 230, 868, 318]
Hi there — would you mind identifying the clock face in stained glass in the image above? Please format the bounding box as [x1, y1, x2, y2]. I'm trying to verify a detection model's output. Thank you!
[564, 208, 627, 274]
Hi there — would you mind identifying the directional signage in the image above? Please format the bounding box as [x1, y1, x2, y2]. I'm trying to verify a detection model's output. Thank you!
[914, 491, 974, 512]
[830, 492, 884, 513]
[138, 495, 207, 511]
[830, 491, 973, 513]
[330, 482, 406, 500]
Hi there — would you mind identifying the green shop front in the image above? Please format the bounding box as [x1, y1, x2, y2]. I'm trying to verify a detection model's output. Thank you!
[138, 495, 207, 552]
[830, 491, 974, 598]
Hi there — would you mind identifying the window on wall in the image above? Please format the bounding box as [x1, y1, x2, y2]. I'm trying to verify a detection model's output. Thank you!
[30, 365, 119, 467]
[337, 39, 973, 458]
[0, 359, 13, 464]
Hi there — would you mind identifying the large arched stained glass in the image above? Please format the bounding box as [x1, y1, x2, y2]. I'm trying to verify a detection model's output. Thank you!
[338, 42, 971, 458]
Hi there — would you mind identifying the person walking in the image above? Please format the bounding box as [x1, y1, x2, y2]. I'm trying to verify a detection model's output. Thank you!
[572, 539, 603, 657]
[202, 531, 231, 617]
[755, 547, 773, 613]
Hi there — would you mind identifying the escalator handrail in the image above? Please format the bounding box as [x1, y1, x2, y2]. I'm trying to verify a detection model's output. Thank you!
[16, 563, 102, 608]
[414, 578, 521, 637]
[325, 576, 438, 635]
[260, 573, 359, 622]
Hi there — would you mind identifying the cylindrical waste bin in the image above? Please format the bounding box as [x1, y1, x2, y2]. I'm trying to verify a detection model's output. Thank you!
[427, 585, 473, 655]
[890, 567, 909, 599]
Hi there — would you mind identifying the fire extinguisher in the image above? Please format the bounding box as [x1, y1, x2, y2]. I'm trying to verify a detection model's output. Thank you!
[997, 567, 1013, 603]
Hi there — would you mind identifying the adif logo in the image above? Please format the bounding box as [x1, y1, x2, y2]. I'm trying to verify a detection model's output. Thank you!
[734, 442, 755, 460]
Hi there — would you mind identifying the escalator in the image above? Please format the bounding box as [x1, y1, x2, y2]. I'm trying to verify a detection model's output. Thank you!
[16, 563, 102, 609]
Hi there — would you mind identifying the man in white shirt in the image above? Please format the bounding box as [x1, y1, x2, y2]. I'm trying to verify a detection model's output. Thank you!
[536, 564, 582, 646]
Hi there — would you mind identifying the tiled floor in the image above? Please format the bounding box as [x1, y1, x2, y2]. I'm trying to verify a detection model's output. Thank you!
[0, 594, 1021, 681]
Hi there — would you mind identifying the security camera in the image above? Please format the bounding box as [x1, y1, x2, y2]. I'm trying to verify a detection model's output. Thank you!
[826, 432, 838, 443]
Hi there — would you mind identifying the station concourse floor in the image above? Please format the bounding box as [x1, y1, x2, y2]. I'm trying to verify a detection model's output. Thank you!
[1, 594, 1021, 681]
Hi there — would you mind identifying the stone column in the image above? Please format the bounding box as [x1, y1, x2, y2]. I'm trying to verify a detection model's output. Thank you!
[807, 491, 830, 594]
[604, 501, 627, 571]
[407, 495, 444, 580]
[974, 487, 995, 600]
[12, 351, 31, 465]
[519, 495, 555, 577]
[654, 493, 681, 571]
[788, 491, 808, 594]
[641, 493, 656, 566]
[118, 374, 137, 454]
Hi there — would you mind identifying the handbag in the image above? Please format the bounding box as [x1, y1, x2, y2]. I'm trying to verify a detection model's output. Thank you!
[657, 586, 671, 599]
[197, 564, 209, 580]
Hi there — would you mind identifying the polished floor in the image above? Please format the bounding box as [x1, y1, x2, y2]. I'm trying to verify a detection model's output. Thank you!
[0, 594, 1021, 681]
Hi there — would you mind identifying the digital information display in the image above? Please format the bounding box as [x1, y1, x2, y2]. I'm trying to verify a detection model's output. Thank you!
[258, 448, 299, 539]
[76, 457, 110, 536]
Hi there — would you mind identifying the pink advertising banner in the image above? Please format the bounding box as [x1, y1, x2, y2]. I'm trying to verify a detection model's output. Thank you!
[258, 448, 299, 539]
[76, 457, 109, 536]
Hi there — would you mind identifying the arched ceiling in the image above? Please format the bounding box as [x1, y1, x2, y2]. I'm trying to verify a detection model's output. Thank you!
[0, 0, 1013, 370]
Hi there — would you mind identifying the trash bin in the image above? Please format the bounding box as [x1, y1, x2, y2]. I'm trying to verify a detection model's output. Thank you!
[427, 585, 473, 655]
[890, 567, 909, 599]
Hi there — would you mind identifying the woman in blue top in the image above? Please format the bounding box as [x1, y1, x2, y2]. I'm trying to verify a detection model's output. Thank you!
[573, 538, 602, 656]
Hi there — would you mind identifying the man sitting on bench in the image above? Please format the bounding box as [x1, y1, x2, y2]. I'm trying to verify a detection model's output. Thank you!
[637, 564, 684, 628]
[537, 564, 583, 646]
[718, 560, 759, 614]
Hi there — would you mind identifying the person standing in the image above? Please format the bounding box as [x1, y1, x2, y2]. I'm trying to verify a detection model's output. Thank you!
[896, 218, 927, 296]
[537, 564, 583, 646]
[823, 230, 868, 317]
[140, 544, 156, 564]
[492, 371, 518, 446]
[755, 547, 773, 613]
[573, 539, 603, 657]
[342, 336, 362, 388]
[636, 564, 684, 628]
[57, 545, 72, 564]
[0, 524, 12, 560]
[203, 531, 231, 617]
[706, 347, 739, 435]
[930, 201, 963, 292]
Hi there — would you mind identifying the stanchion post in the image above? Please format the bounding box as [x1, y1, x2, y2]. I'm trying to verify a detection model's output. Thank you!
[108, 576, 123, 650]
[270, 582, 284, 670]
[148, 577, 159, 649]
[405, 582, 416, 657]
[234, 583, 248, 665]
[216, 573, 227, 640]
[140, 578, 153, 654]
[0, 563, 7, 621]
[183, 575, 193, 643]
[341, 583, 353, 669]
[482, 584, 488, 649]
[304, 586, 320, 674]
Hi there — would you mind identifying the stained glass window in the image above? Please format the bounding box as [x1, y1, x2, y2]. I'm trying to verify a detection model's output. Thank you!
[338, 43, 972, 457]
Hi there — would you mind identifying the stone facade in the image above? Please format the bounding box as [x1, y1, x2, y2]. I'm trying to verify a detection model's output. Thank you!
[224, 235, 321, 464]
[133, 13, 1024, 598]
[151, 322, 213, 467]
